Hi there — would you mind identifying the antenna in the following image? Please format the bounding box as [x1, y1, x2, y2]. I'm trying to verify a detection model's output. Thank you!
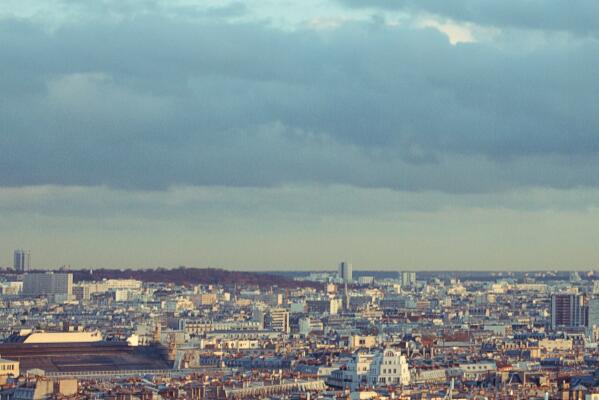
[443, 378, 454, 400]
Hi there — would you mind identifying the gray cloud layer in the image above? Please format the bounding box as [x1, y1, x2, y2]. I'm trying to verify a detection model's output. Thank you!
[1, 4, 598, 192]
[339, 0, 599, 35]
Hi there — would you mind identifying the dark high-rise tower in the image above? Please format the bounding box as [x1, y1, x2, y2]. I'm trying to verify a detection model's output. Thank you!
[339, 261, 352, 283]
[551, 293, 584, 329]
[13, 249, 30, 273]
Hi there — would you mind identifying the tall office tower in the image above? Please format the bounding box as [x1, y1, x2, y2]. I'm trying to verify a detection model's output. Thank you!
[22, 272, 73, 302]
[266, 308, 290, 334]
[551, 293, 584, 330]
[400, 271, 417, 288]
[13, 249, 30, 273]
[339, 261, 352, 283]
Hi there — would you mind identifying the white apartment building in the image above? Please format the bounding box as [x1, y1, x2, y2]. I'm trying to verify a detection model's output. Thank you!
[368, 348, 410, 386]
[328, 348, 410, 390]
[327, 352, 374, 390]
[458, 361, 496, 380]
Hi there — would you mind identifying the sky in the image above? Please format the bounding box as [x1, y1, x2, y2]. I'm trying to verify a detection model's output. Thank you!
[1, 0, 598, 271]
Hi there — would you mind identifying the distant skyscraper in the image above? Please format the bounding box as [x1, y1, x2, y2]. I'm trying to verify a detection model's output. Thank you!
[400, 271, 416, 288]
[338, 262, 352, 283]
[13, 249, 30, 273]
[551, 293, 584, 329]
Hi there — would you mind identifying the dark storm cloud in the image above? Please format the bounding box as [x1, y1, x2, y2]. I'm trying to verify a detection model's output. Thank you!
[1, 11, 599, 191]
[338, 0, 599, 35]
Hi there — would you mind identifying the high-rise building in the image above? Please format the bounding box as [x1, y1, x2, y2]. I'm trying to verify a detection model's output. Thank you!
[22, 272, 73, 302]
[400, 272, 417, 288]
[339, 261, 352, 283]
[266, 308, 290, 334]
[587, 298, 599, 330]
[13, 249, 30, 273]
[551, 293, 584, 329]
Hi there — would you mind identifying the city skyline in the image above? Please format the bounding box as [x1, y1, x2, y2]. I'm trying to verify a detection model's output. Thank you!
[1, 251, 597, 273]
[1, 1, 598, 269]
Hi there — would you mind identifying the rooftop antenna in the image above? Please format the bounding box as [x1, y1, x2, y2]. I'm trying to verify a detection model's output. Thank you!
[443, 378, 454, 400]
[343, 282, 350, 311]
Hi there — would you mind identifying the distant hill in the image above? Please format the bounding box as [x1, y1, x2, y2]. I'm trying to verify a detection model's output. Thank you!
[70, 267, 317, 289]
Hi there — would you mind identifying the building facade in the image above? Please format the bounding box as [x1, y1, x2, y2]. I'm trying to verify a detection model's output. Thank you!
[13, 249, 30, 273]
[368, 348, 411, 386]
[0, 358, 19, 378]
[22, 272, 73, 301]
[400, 272, 417, 288]
[266, 308, 290, 334]
[551, 293, 584, 329]
[339, 262, 352, 283]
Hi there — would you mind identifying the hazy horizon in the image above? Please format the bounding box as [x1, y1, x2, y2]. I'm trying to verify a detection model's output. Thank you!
[2, 1, 598, 270]
[1, 261, 596, 273]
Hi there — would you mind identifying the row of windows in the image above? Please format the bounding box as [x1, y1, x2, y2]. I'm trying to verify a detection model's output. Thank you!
[378, 377, 401, 384]
[0, 364, 16, 371]
[463, 365, 492, 370]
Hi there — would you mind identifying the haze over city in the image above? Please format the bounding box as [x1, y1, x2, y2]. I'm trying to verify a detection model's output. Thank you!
[1, 1, 599, 270]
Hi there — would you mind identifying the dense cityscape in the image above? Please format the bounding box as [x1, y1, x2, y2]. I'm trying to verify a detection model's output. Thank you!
[2, 0, 598, 398]
[0, 251, 598, 399]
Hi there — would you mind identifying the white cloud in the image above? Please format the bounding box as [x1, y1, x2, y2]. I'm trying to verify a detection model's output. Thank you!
[417, 18, 475, 45]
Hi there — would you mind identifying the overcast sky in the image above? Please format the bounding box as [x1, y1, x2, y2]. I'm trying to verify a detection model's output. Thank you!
[1, 0, 598, 270]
